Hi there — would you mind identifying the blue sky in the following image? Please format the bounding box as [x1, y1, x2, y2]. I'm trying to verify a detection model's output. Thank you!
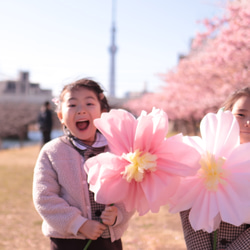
[0, 0, 226, 97]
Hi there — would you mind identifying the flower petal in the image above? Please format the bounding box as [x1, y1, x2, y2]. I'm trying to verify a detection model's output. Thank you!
[200, 110, 239, 157]
[85, 153, 130, 204]
[169, 177, 202, 213]
[134, 108, 168, 152]
[94, 109, 136, 154]
[140, 171, 180, 211]
[189, 191, 221, 232]
[226, 143, 250, 170]
[183, 136, 204, 154]
[217, 171, 250, 225]
[156, 139, 200, 176]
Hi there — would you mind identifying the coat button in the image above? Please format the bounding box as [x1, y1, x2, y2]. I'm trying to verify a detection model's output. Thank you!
[95, 210, 102, 217]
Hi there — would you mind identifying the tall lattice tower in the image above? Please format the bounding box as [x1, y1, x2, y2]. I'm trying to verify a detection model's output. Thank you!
[109, 0, 117, 97]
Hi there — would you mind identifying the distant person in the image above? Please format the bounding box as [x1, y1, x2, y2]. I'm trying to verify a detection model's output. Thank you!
[38, 101, 53, 145]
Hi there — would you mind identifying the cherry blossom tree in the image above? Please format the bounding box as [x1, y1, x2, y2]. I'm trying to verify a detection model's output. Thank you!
[124, 0, 250, 134]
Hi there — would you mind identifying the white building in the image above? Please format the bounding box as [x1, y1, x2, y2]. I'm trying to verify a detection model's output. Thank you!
[0, 71, 52, 103]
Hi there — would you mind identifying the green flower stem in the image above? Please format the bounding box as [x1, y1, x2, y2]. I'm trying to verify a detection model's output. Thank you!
[83, 204, 114, 250]
[83, 239, 92, 250]
[213, 230, 217, 250]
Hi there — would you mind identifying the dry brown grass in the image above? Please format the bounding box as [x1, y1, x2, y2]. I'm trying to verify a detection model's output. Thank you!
[0, 145, 186, 250]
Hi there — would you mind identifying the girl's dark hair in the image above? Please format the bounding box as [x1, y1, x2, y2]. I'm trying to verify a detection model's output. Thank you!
[222, 87, 250, 111]
[58, 78, 110, 112]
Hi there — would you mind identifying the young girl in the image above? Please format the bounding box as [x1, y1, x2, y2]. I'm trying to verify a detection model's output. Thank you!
[180, 87, 250, 250]
[33, 78, 134, 250]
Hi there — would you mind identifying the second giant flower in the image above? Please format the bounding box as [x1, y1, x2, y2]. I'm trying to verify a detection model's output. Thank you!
[169, 110, 250, 232]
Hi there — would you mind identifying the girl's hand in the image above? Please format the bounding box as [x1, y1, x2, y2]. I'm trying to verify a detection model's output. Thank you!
[100, 205, 118, 226]
[79, 220, 106, 240]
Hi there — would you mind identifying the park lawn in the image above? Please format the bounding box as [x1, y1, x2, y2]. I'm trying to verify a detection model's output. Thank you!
[0, 145, 186, 250]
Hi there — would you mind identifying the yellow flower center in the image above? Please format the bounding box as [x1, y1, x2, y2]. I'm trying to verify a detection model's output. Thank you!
[122, 149, 157, 182]
[199, 152, 227, 191]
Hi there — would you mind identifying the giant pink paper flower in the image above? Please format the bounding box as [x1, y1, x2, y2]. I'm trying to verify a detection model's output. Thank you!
[169, 110, 250, 232]
[85, 108, 200, 215]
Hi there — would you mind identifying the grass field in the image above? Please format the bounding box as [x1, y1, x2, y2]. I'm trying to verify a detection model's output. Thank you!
[0, 145, 186, 250]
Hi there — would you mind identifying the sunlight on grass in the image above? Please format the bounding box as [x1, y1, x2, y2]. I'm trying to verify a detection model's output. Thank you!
[0, 145, 50, 249]
[0, 145, 186, 250]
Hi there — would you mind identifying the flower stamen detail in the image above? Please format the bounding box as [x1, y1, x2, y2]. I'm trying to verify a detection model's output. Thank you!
[122, 149, 157, 182]
[199, 152, 227, 191]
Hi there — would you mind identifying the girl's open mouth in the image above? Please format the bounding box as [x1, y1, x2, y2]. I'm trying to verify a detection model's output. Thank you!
[76, 121, 89, 130]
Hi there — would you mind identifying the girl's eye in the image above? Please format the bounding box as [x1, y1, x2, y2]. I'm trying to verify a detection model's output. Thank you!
[68, 104, 76, 107]
[87, 103, 94, 106]
[236, 113, 244, 118]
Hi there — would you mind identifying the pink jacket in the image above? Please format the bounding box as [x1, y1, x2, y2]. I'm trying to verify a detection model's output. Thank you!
[33, 136, 134, 241]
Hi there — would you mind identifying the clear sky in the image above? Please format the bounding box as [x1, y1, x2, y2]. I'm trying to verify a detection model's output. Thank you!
[0, 0, 226, 97]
